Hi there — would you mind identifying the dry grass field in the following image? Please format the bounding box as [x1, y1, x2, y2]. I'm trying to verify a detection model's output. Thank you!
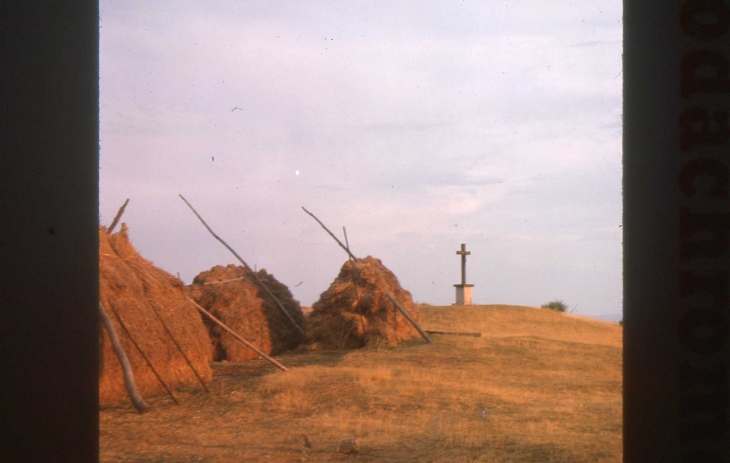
[100, 304, 622, 462]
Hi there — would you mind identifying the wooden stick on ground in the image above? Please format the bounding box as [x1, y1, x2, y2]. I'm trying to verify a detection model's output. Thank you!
[186, 298, 288, 372]
[108, 304, 179, 405]
[179, 194, 304, 335]
[301, 207, 432, 344]
[150, 301, 210, 393]
[425, 330, 482, 337]
[99, 302, 150, 414]
[107, 198, 130, 234]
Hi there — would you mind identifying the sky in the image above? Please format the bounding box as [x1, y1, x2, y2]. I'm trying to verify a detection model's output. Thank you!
[99, 1, 623, 320]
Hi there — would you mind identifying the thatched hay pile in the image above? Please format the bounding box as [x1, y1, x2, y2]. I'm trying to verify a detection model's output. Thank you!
[189, 265, 304, 362]
[99, 224, 213, 408]
[306, 256, 421, 349]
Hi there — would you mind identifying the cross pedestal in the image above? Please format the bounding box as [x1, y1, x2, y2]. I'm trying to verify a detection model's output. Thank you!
[453, 283, 474, 305]
[453, 243, 474, 305]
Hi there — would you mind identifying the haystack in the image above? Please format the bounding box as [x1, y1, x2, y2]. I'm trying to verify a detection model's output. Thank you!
[189, 265, 304, 362]
[306, 256, 421, 349]
[99, 224, 213, 408]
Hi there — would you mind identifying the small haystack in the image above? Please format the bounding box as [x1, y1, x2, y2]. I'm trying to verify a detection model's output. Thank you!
[306, 256, 421, 349]
[189, 265, 304, 362]
[99, 224, 213, 407]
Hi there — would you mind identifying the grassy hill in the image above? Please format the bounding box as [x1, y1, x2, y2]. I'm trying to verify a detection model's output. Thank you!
[100, 304, 622, 462]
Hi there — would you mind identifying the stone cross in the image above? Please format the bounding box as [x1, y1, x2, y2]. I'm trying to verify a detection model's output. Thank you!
[453, 243, 474, 305]
[456, 243, 470, 285]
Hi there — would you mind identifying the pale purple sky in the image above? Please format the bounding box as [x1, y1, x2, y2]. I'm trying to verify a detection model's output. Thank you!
[100, 1, 622, 320]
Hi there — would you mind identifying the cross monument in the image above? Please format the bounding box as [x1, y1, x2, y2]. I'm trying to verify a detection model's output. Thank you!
[453, 243, 474, 305]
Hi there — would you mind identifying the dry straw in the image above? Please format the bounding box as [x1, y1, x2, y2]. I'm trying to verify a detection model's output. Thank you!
[306, 256, 422, 349]
[189, 264, 305, 362]
[301, 206, 431, 343]
[99, 224, 213, 408]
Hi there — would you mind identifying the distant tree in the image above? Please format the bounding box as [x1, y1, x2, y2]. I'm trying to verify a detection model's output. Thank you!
[541, 300, 568, 313]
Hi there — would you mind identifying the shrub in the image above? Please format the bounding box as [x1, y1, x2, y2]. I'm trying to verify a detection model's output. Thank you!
[541, 300, 568, 313]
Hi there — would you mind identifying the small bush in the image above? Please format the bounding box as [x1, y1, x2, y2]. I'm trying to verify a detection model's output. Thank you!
[541, 300, 568, 313]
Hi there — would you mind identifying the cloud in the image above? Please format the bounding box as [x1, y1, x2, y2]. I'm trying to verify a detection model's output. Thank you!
[569, 40, 621, 48]
[100, 0, 623, 316]
[427, 172, 504, 187]
[364, 122, 452, 134]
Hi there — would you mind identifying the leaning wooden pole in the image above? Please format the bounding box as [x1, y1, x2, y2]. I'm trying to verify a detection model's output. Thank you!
[99, 302, 150, 414]
[108, 305, 179, 404]
[302, 207, 357, 260]
[343, 226, 353, 262]
[150, 301, 209, 393]
[301, 207, 432, 344]
[186, 299, 288, 372]
[107, 198, 130, 234]
[179, 194, 304, 335]
[385, 294, 432, 344]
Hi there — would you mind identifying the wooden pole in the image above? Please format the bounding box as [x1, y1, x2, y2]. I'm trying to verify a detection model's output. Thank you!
[99, 302, 150, 414]
[343, 226, 352, 262]
[301, 207, 432, 344]
[179, 194, 304, 334]
[425, 330, 482, 337]
[385, 293, 433, 343]
[302, 207, 356, 260]
[107, 198, 129, 234]
[150, 301, 209, 393]
[108, 304, 179, 404]
[186, 299, 288, 372]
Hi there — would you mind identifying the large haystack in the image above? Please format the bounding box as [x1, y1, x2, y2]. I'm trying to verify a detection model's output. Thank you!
[99, 224, 213, 408]
[306, 256, 421, 349]
[189, 265, 304, 362]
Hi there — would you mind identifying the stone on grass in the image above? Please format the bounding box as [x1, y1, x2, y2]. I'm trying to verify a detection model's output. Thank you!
[337, 438, 359, 455]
